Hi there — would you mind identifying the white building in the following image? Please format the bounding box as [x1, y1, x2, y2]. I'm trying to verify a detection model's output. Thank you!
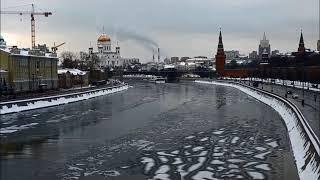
[185, 57, 212, 66]
[258, 32, 271, 59]
[88, 34, 139, 68]
[89, 34, 123, 68]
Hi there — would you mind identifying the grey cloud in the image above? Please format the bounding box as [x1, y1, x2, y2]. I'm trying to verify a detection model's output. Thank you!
[1, 0, 318, 60]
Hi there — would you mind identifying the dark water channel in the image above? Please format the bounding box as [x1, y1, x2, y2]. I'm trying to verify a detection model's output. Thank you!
[0, 81, 299, 180]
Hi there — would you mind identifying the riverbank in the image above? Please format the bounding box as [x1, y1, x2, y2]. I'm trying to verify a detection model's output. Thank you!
[0, 83, 129, 115]
[196, 80, 320, 180]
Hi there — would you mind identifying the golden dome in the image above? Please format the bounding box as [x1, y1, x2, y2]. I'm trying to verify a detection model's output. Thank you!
[97, 34, 111, 42]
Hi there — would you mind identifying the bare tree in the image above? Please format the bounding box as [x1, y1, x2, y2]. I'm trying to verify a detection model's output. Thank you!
[60, 51, 77, 68]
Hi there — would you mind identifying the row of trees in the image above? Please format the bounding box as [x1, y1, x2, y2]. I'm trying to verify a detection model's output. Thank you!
[59, 51, 99, 70]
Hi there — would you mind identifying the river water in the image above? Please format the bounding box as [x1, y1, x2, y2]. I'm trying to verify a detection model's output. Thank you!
[0, 81, 299, 180]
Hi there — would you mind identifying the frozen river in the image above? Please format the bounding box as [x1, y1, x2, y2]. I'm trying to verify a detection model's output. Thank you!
[0, 81, 299, 180]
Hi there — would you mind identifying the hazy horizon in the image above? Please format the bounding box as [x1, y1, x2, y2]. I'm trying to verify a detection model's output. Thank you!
[1, 0, 319, 62]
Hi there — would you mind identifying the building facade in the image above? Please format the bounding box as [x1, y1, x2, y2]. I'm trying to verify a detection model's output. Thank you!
[249, 51, 258, 60]
[0, 41, 58, 93]
[260, 49, 270, 64]
[225, 50, 240, 60]
[170, 57, 179, 64]
[122, 58, 140, 65]
[258, 32, 271, 59]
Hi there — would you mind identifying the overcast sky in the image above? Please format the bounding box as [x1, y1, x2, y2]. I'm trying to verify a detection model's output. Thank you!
[1, 0, 319, 61]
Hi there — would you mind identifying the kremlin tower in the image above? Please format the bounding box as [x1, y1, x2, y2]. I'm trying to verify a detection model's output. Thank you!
[215, 29, 226, 76]
[298, 30, 306, 53]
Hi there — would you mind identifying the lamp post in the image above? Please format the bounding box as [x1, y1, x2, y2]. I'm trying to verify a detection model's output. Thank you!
[301, 56, 305, 106]
[285, 69, 288, 98]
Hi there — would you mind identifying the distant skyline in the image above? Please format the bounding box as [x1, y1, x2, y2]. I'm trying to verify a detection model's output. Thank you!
[1, 0, 319, 62]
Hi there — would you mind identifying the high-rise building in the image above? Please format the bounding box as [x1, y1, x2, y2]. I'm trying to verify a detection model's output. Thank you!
[317, 40, 320, 51]
[260, 49, 270, 64]
[215, 29, 226, 76]
[258, 32, 271, 59]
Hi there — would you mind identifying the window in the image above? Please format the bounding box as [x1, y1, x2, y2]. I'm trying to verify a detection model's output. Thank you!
[36, 61, 40, 72]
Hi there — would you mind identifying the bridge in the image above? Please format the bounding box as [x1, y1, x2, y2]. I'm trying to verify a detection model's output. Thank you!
[121, 68, 215, 82]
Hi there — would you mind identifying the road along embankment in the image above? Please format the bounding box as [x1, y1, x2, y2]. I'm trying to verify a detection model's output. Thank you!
[195, 80, 320, 180]
[0, 84, 129, 115]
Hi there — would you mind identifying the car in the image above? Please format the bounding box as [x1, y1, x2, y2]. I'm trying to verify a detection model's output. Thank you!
[292, 94, 299, 99]
[286, 90, 292, 95]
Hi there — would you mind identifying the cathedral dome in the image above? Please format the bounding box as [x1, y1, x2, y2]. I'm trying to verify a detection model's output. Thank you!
[97, 34, 111, 42]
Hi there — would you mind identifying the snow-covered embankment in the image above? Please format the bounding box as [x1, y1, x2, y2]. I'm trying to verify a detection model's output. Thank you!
[195, 80, 320, 180]
[0, 84, 129, 115]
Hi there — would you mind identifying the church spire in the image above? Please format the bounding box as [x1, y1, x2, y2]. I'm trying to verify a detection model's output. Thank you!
[298, 29, 305, 52]
[215, 28, 226, 76]
[263, 32, 266, 40]
[218, 28, 224, 50]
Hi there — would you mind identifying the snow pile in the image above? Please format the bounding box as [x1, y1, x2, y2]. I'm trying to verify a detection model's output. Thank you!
[195, 80, 320, 180]
[0, 85, 129, 115]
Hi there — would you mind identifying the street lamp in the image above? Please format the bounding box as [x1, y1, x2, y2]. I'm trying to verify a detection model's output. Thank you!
[285, 69, 288, 98]
[301, 56, 306, 106]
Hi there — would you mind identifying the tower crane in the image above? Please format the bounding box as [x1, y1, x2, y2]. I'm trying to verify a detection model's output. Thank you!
[51, 42, 65, 53]
[0, 4, 52, 49]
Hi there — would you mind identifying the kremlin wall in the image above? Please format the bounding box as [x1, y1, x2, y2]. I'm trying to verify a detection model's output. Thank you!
[215, 30, 320, 83]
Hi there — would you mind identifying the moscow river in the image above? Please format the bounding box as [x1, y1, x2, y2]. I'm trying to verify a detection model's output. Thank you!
[0, 81, 299, 180]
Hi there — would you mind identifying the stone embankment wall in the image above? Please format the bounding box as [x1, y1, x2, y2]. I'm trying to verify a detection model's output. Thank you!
[0, 84, 129, 115]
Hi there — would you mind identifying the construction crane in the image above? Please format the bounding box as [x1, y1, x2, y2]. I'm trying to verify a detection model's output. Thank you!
[0, 4, 52, 49]
[51, 42, 65, 53]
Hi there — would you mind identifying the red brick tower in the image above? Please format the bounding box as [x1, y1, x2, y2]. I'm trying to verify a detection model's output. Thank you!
[215, 29, 226, 76]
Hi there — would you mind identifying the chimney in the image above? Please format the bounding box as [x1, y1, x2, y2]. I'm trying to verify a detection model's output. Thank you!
[152, 49, 155, 62]
[158, 48, 160, 62]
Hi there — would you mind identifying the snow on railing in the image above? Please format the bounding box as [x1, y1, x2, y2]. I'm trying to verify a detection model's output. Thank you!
[196, 80, 320, 180]
[0, 84, 129, 115]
